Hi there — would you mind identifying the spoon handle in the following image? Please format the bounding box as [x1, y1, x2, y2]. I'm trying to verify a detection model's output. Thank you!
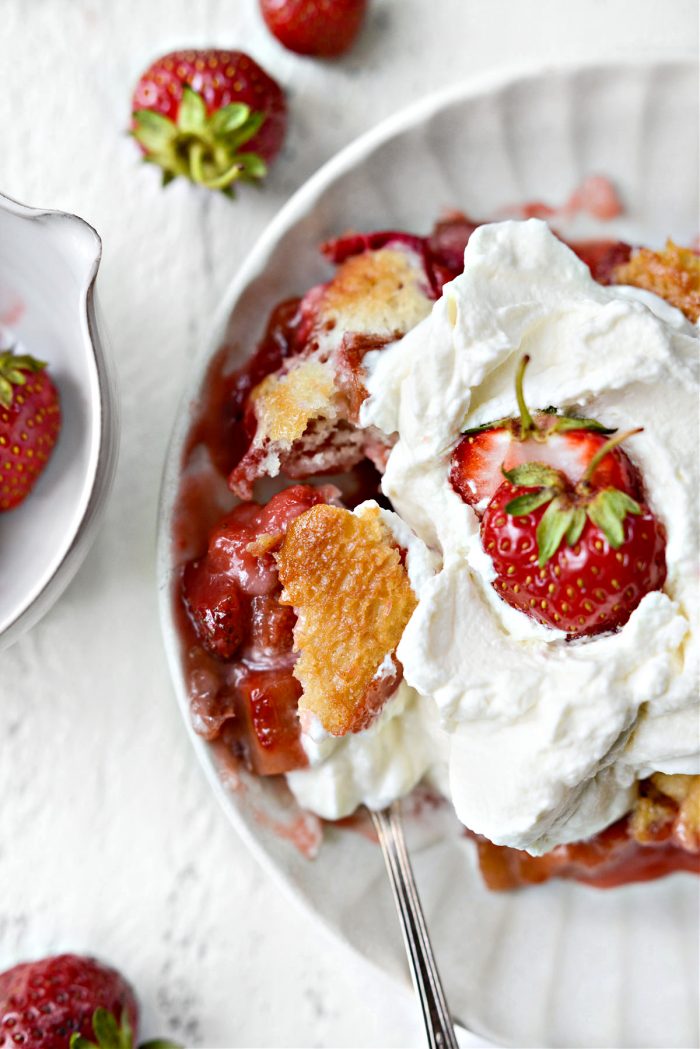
[371, 802, 459, 1049]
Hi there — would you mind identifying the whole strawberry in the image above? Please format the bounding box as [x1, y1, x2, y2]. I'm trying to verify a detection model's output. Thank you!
[0, 349, 61, 511]
[131, 50, 287, 195]
[481, 437, 667, 637]
[260, 0, 368, 57]
[0, 954, 137, 1049]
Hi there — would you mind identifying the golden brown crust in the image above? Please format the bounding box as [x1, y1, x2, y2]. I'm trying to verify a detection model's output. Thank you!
[613, 240, 700, 322]
[246, 247, 432, 458]
[321, 247, 432, 337]
[251, 359, 337, 448]
[631, 773, 700, 851]
[277, 504, 417, 736]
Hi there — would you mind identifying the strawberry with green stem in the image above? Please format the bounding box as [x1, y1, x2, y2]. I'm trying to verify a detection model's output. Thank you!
[0, 348, 61, 511]
[481, 427, 667, 637]
[0, 953, 178, 1049]
[131, 50, 287, 195]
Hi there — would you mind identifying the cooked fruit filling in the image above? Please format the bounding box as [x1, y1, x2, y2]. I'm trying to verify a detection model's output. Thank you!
[181, 487, 413, 774]
[475, 774, 700, 890]
[182, 484, 337, 775]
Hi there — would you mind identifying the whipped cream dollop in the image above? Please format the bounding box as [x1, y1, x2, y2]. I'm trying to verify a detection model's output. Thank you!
[286, 501, 448, 819]
[361, 220, 699, 853]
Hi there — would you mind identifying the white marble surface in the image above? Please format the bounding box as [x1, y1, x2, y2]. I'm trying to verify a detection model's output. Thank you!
[0, 1, 696, 1046]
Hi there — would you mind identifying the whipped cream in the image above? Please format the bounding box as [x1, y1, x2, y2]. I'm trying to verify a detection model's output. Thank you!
[286, 501, 447, 819]
[361, 220, 699, 853]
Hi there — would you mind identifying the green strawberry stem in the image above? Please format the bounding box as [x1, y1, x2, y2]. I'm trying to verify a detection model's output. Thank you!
[69, 1008, 181, 1049]
[461, 354, 615, 437]
[0, 348, 46, 409]
[132, 87, 269, 194]
[188, 142, 245, 190]
[503, 427, 645, 564]
[581, 428, 643, 485]
[515, 354, 534, 434]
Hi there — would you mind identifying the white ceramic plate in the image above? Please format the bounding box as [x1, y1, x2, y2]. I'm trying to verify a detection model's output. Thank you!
[0, 194, 119, 649]
[158, 59, 699, 1048]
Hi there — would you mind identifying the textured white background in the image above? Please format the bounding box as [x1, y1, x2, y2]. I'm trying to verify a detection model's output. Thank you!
[0, 2, 697, 1047]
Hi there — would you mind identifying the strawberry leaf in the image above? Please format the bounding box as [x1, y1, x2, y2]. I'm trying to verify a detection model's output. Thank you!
[0, 350, 46, 407]
[131, 110, 177, 153]
[461, 416, 511, 435]
[505, 489, 554, 516]
[0, 377, 13, 408]
[551, 415, 616, 434]
[210, 102, 251, 135]
[565, 506, 587, 546]
[93, 1008, 123, 1049]
[177, 87, 207, 134]
[139, 1042, 183, 1049]
[228, 111, 266, 149]
[236, 152, 268, 180]
[536, 497, 574, 566]
[587, 487, 642, 548]
[502, 462, 563, 489]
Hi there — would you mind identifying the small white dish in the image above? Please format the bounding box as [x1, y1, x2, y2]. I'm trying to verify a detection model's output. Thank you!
[0, 193, 119, 649]
[158, 58, 699, 1048]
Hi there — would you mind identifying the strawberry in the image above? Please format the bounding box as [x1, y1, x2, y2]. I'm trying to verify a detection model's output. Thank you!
[131, 50, 286, 195]
[260, 0, 368, 57]
[480, 432, 667, 637]
[0, 349, 61, 511]
[182, 485, 336, 659]
[182, 558, 248, 661]
[236, 667, 306, 776]
[450, 355, 641, 510]
[0, 954, 140, 1049]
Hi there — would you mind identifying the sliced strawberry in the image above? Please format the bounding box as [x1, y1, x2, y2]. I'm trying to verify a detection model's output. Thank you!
[237, 667, 306, 775]
[182, 558, 248, 660]
[248, 593, 297, 655]
[449, 355, 642, 510]
[451, 420, 642, 509]
[183, 485, 337, 663]
[256, 482, 339, 534]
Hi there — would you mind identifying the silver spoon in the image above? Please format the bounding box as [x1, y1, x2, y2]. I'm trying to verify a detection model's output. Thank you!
[371, 801, 459, 1049]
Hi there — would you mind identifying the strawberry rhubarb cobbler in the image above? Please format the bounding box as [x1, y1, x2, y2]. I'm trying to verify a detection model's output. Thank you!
[173, 206, 700, 890]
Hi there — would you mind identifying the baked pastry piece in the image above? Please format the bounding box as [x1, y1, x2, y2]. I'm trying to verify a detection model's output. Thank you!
[277, 502, 416, 736]
[613, 240, 700, 322]
[229, 226, 472, 497]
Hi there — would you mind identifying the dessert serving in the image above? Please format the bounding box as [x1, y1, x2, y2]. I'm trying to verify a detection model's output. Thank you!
[171, 205, 699, 892]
